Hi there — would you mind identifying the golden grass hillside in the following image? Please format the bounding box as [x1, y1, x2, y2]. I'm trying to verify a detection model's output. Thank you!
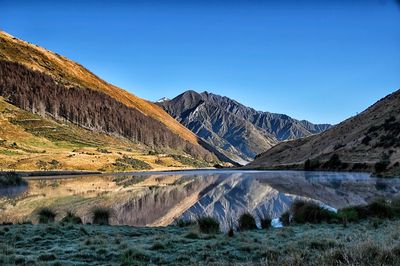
[0, 98, 211, 171]
[0, 31, 198, 146]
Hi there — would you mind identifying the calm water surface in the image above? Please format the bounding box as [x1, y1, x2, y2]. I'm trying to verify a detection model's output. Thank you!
[1, 170, 399, 229]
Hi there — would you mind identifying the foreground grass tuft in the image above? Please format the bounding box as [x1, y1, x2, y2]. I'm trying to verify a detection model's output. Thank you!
[36, 207, 56, 224]
[91, 207, 113, 225]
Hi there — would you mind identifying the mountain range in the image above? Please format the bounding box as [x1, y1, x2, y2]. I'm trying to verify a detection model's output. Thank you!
[1, 30, 397, 176]
[248, 89, 400, 176]
[158, 90, 331, 164]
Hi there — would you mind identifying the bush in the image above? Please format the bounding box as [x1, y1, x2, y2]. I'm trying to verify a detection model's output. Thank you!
[91, 207, 113, 225]
[352, 163, 368, 170]
[196, 216, 220, 234]
[61, 211, 82, 224]
[259, 215, 272, 230]
[238, 212, 257, 231]
[367, 198, 394, 218]
[337, 208, 360, 223]
[36, 207, 56, 223]
[280, 211, 290, 226]
[290, 200, 336, 224]
[227, 227, 234, 237]
[375, 161, 390, 174]
[176, 219, 195, 227]
[114, 156, 152, 170]
[96, 148, 111, 154]
[304, 159, 321, 171]
[323, 154, 347, 170]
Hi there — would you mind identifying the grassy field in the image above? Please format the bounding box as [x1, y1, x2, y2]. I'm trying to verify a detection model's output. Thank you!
[1, 219, 400, 265]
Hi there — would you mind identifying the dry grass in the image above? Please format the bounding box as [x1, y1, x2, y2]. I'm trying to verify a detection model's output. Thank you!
[0, 97, 207, 172]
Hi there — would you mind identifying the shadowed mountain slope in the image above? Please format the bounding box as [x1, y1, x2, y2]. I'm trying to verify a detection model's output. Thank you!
[248, 89, 400, 176]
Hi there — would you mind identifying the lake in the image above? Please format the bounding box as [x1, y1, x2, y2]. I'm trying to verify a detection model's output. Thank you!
[1, 170, 400, 230]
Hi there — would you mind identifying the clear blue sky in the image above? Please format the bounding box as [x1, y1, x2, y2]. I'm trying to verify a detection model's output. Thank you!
[1, 0, 399, 124]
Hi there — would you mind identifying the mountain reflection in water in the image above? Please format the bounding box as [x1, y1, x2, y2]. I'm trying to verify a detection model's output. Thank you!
[1, 170, 399, 230]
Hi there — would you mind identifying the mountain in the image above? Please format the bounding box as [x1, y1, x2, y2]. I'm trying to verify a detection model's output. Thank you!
[0, 31, 217, 171]
[156, 97, 170, 103]
[158, 90, 330, 164]
[248, 89, 400, 176]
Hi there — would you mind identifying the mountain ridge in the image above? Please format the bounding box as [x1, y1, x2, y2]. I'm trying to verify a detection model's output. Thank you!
[158, 90, 331, 164]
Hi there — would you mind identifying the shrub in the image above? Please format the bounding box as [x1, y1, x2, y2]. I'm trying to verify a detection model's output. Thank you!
[196, 216, 220, 234]
[114, 156, 152, 170]
[227, 227, 234, 237]
[290, 200, 336, 224]
[48, 159, 61, 169]
[304, 159, 320, 171]
[352, 163, 368, 170]
[176, 219, 195, 227]
[238, 212, 257, 231]
[36, 160, 48, 171]
[337, 207, 360, 223]
[96, 148, 111, 154]
[259, 215, 272, 230]
[375, 161, 390, 174]
[323, 154, 347, 170]
[280, 211, 290, 226]
[36, 207, 56, 223]
[91, 207, 113, 225]
[61, 211, 82, 224]
[367, 198, 394, 218]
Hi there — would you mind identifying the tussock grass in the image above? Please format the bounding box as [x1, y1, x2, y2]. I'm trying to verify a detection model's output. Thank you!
[36, 207, 56, 224]
[91, 207, 113, 225]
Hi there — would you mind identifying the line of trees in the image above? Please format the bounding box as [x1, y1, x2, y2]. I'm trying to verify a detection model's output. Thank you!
[0, 60, 214, 161]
